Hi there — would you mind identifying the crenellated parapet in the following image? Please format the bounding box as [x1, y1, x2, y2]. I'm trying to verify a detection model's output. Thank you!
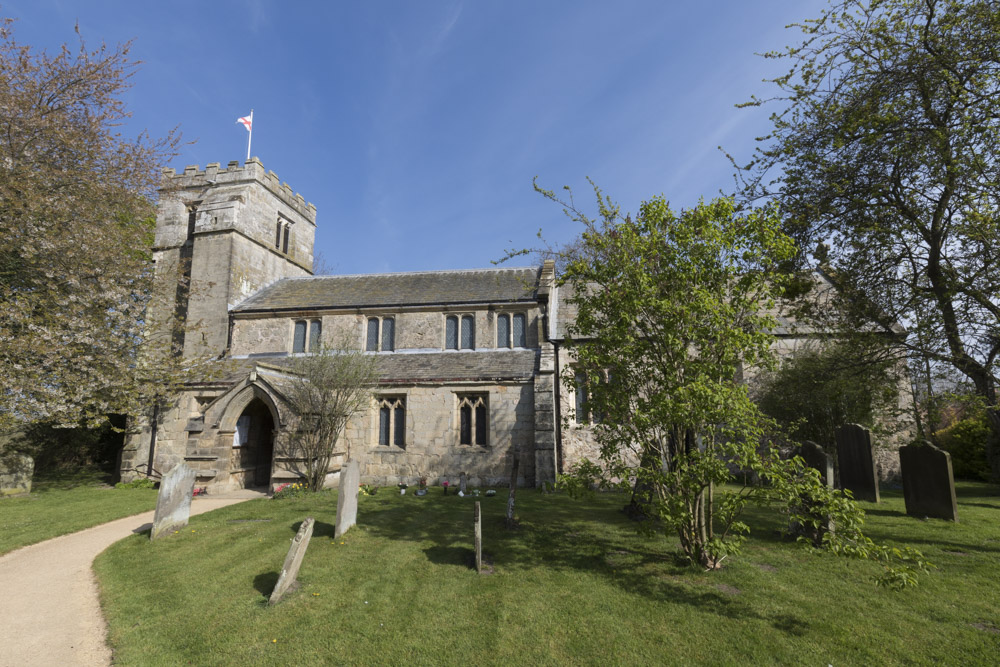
[160, 157, 316, 224]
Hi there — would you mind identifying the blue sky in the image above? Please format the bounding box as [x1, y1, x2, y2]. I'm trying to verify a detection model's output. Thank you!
[5, 1, 825, 275]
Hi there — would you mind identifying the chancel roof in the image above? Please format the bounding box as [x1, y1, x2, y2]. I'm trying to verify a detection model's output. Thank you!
[234, 267, 541, 313]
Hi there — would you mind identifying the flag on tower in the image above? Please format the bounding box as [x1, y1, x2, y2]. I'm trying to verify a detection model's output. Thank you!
[236, 110, 254, 161]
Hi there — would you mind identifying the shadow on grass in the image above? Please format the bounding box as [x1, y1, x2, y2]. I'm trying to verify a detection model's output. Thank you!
[355, 492, 812, 633]
[254, 571, 279, 598]
[288, 519, 338, 539]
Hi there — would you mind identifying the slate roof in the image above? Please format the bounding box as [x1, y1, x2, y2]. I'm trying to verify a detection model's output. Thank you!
[234, 267, 541, 313]
[242, 350, 537, 383]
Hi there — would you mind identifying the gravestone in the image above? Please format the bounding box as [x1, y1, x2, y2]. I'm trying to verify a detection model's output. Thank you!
[269, 517, 315, 605]
[150, 463, 197, 540]
[505, 455, 519, 530]
[334, 460, 360, 538]
[474, 501, 482, 574]
[900, 442, 958, 521]
[835, 424, 880, 503]
[0, 454, 34, 498]
[459, 472, 468, 495]
[801, 441, 834, 488]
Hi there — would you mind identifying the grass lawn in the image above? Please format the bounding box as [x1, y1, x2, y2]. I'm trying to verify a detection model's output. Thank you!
[96, 482, 1000, 665]
[0, 470, 157, 556]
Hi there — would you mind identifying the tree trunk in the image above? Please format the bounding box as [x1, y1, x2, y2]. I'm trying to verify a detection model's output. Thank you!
[986, 408, 1000, 483]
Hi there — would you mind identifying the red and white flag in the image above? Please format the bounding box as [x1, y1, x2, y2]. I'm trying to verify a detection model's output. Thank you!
[237, 110, 254, 160]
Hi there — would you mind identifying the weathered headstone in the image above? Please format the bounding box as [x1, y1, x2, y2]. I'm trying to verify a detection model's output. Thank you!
[459, 472, 468, 495]
[505, 455, 519, 530]
[269, 517, 315, 605]
[801, 441, 834, 488]
[334, 460, 360, 538]
[900, 442, 958, 521]
[150, 463, 197, 540]
[0, 454, 34, 498]
[474, 501, 482, 574]
[835, 424, 880, 503]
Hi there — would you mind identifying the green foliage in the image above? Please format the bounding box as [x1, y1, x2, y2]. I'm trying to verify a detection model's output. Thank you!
[360, 483, 379, 496]
[0, 19, 184, 429]
[935, 416, 991, 481]
[115, 478, 155, 490]
[741, 0, 1000, 417]
[756, 342, 902, 449]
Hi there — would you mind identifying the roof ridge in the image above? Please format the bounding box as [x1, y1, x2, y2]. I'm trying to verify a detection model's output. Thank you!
[292, 266, 539, 280]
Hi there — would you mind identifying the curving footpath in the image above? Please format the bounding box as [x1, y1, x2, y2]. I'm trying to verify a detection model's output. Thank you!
[0, 492, 264, 666]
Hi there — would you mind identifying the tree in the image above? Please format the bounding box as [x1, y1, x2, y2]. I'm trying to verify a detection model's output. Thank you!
[546, 187, 929, 585]
[738, 0, 1000, 477]
[756, 339, 904, 452]
[0, 19, 180, 430]
[280, 343, 377, 491]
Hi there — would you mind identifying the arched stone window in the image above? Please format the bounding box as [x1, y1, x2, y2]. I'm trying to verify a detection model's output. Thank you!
[377, 396, 406, 448]
[458, 394, 488, 446]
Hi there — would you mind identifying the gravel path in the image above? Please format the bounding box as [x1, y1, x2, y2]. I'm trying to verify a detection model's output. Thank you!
[0, 493, 263, 666]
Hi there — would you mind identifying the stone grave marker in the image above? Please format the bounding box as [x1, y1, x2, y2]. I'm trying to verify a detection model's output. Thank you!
[835, 424, 880, 503]
[900, 442, 958, 521]
[0, 454, 34, 498]
[269, 517, 315, 605]
[150, 463, 197, 540]
[474, 501, 482, 574]
[505, 455, 519, 530]
[334, 460, 360, 538]
[801, 441, 834, 488]
[459, 472, 468, 495]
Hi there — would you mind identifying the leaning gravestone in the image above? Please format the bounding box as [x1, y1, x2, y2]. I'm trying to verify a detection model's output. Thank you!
[474, 501, 482, 574]
[0, 454, 34, 498]
[269, 517, 315, 605]
[801, 441, 834, 488]
[334, 460, 361, 538]
[150, 463, 197, 540]
[900, 442, 958, 521]
[835, 424, 880, 503]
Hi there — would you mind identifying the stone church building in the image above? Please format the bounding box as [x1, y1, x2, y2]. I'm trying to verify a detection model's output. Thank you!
[120, 158, 900, 492]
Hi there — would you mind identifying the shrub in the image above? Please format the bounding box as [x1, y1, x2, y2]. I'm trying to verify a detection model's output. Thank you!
[115, 478, 156, 490]
[934, 416, 991, 481]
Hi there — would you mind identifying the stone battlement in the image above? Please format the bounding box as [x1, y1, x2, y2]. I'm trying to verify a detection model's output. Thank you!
[160, 157, 316, 223]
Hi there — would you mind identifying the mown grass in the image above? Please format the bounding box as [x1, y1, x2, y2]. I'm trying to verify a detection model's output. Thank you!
[96, 482, 1000, 665]
[0, 469, 157, 555]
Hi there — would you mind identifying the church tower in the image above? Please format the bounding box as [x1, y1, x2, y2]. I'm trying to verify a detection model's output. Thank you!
[152, 158, 316, 358]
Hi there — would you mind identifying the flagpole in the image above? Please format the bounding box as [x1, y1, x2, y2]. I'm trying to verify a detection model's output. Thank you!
[246, 109, 253, 162]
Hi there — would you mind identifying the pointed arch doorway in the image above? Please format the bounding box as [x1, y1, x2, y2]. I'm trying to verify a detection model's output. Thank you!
[233, 398, 275, 488]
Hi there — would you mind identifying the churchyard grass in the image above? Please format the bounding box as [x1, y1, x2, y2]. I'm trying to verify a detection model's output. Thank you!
[0, 470, 157, 555]
[95, 482, 1000, 665]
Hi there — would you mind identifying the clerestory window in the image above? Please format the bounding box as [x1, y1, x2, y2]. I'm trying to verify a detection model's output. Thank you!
[292, 319, 321, 353]
[497, 313, 526, 348]
[445, 314, 475, 350]
[366, 316, 395, 352]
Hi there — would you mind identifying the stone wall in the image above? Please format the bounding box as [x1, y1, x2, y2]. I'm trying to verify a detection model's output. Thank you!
[230, 307, 543, 356]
